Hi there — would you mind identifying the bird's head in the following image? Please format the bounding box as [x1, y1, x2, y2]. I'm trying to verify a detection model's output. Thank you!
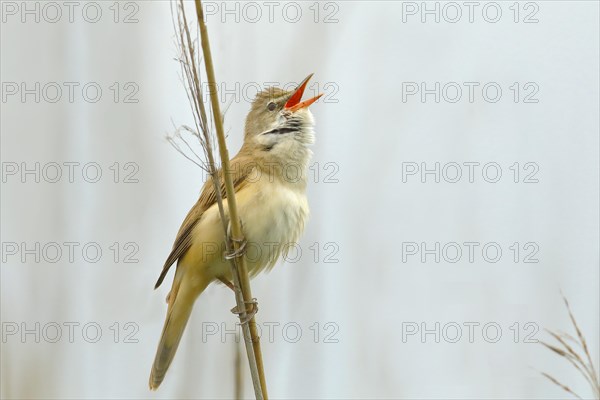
[243, 74, 322, 157]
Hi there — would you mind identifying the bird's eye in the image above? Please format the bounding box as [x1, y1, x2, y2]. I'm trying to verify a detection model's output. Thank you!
[267, 102, 276, 111]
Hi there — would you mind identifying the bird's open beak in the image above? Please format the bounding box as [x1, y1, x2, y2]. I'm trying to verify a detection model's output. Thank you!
[284, 73, 323, 112]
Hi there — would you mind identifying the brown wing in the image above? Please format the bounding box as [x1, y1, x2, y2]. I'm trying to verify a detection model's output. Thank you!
[154, 155, 255, 289]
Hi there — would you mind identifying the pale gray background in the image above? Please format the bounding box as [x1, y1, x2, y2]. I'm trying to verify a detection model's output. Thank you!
[1, 1, 599, 399]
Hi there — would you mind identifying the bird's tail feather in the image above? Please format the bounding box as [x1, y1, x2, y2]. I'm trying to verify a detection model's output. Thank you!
[149, 271, 209, 390]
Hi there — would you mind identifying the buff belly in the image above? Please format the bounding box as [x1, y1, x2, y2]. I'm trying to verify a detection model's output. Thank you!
[184, 179, 309, 282]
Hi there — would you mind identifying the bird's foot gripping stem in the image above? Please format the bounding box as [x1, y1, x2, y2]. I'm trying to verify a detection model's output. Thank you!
[224, 238, 247, 260]
[231, 298, 258, 325]
[224, 220, 247, 260]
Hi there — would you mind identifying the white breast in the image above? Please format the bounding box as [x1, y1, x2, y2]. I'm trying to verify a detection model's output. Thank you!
[238, 180, 309, 275]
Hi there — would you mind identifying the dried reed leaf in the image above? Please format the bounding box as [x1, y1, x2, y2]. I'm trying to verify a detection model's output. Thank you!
[541, 372, 583, 399]
[540, 293, 600, 399]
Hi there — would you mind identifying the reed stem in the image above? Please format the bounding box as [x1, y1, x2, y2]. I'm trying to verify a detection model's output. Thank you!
[193, 1, 269, 398]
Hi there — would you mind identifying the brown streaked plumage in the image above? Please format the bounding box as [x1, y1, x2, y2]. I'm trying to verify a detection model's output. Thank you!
[153, 155, 253, 289]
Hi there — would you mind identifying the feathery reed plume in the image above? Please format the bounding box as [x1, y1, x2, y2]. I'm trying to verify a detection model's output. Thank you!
[167, 1, 267, 398]
[540, 293, 600, 399]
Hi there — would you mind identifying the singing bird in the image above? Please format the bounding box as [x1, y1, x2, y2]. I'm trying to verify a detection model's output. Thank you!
[149, 74, 322, 389]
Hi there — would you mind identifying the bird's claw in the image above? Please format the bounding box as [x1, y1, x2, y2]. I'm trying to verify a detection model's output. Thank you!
[230, 298, 258, 324]
[224, 238, 247, 260]
[224, 220, 246, 260]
